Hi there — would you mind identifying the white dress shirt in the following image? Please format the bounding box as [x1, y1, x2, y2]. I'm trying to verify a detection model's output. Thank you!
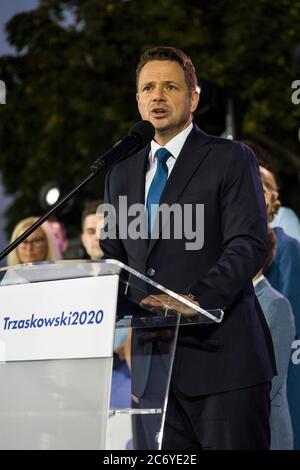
[145, 123, 193, 202]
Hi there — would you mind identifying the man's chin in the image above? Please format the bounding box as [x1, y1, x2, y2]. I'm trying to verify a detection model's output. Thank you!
[152, 123, 172, 134]
[146, 116, 169, 129]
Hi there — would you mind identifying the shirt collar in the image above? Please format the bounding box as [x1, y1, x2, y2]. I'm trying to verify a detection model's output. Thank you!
[252, 274, 265, 288]
[150, 122, 193, 162]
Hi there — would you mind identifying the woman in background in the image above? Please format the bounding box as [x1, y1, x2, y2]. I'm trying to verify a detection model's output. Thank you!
[7, 216, 60, 266]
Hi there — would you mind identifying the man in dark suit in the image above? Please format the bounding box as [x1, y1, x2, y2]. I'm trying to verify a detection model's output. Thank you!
[101, 46, 276, 449]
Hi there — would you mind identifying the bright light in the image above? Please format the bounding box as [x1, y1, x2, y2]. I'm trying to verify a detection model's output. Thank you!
[45, 187, 60, 206]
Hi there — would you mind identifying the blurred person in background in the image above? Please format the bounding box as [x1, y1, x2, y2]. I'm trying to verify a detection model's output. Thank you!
[78, 199, 134, 416]
[7, 216, 60, 266]
[253, 226, 295, 449]
[259, 165, 300, 450]
[245, 142, 300, 242]
[81, 200, 104, 260]
[47, 216, 69, 258]
[259, 166, 300, 334]
[272, 207, 300, 243]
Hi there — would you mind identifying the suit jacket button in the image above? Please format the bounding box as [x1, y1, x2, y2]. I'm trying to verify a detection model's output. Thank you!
[147, 268, 156, 277]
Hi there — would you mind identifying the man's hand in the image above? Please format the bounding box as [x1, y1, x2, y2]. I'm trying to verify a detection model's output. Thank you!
[140, 293, 200, 316]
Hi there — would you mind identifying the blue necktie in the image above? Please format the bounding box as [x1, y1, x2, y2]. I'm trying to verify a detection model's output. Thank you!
[147, 148, 172, 237]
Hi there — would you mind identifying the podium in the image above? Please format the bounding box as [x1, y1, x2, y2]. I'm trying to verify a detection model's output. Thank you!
[0, 260, 223, 450]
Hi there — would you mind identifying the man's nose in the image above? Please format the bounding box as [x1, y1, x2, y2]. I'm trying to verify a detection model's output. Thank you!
[152, 86, 166, 102]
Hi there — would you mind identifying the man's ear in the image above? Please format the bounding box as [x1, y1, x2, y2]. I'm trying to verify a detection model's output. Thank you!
[136, 92, 143, 116]
[191, 89, 200, 113]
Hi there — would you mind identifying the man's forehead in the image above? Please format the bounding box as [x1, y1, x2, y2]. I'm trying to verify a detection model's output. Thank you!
[138, 60, 185, 81]
[84, 213, 103, 226]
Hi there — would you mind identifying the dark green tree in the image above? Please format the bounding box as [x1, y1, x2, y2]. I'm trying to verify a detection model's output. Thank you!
[0, 0, 299, 239]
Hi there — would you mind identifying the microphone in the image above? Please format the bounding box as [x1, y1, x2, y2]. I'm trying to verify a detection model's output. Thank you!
[91, 120, 155, 173]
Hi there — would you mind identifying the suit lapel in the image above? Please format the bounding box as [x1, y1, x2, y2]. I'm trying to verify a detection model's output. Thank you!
[148, 126, 211, 256]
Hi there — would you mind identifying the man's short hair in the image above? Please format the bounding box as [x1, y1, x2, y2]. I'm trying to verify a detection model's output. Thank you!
[136, 46, 198, 96]
[81, 200, 103, 231]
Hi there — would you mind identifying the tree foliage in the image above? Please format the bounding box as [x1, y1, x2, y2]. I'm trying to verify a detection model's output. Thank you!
[0, 0, 300, 236]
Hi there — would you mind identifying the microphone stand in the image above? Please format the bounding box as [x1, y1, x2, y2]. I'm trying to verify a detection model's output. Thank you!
[0, 140, 141, 263]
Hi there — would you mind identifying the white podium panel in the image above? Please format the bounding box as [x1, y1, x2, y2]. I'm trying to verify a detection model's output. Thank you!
[0, 358, 112, 450]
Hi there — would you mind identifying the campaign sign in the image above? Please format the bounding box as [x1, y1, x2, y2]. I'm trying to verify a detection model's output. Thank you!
[0, 275, 119, 362]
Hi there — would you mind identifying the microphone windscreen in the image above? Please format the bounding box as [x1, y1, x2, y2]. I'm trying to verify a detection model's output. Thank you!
[128, 120, 155, 146]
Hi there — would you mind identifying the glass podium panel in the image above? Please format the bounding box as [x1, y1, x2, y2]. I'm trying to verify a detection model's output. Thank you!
[105, 259, 224, 324]
[0, 259, 224, 324]
[108, 316, 180, 450]
[0, 260, 223, 450]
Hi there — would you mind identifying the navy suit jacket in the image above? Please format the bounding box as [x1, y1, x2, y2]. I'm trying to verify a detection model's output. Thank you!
[101, 124, 276, 396]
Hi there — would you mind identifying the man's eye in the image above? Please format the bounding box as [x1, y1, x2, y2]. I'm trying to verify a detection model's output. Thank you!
[143, 86, 151, 91]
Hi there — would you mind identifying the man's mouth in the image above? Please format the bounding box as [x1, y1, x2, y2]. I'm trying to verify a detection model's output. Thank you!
[151, 108, 169, 117]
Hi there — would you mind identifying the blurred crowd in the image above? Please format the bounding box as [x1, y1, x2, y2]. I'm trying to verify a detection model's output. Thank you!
[6, 200, 105, 266]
